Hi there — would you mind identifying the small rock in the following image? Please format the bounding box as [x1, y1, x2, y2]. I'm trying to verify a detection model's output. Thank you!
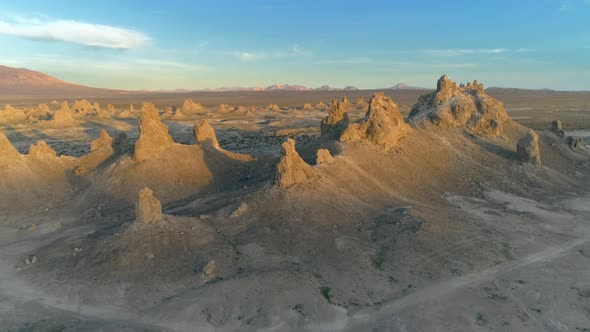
[202, 260, 216, 276]
[145, 252, 155, 260]
[230, 202, 248, 218]
[25, 255, 37, 265]
[72, 247, 83, 256]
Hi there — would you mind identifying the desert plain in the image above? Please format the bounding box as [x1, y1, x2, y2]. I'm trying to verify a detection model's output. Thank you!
[1, 73, 590, 331]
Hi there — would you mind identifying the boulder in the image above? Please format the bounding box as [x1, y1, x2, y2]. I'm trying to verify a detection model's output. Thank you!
[316, 149, 334, 164]
[28, 141, 57, 159]
[340, 93, 412, 150]
[202, 260, 216, 276]
[135, 187, 163, 224]
[193, 119, 220, 149]
[133, 103, 175, 162]
[320, 99, 349, 139]
[275, 138, 317, 188]
[408, 75, 509, 135]
[516, 130, 542, 166]
[90, 130, 113, 151]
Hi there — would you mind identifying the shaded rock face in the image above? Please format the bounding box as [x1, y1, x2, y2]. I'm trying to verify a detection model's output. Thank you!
[275, 138, 317, 188]
[135, 187, 163, 224]
[408, 75, 509, 135]
[90, 130, 113, 151]
[320, 99, 350, 139]
[0, 130, 21, 161]
[516, 130, 541, 167]
[29, 141, 57, 159]
[316, 148, 334, 164]
[193, 119, 220, 149]
[340, 93, 412, 150]
[551, 120, 566, 137]
[133, 103, 175, 162]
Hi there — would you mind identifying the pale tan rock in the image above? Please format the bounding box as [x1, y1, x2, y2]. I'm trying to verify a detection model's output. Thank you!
[321, 99, 350, 139]
[133, 103, 174, 162]
[356, 96, 368, 107]
[230, 202, 248, 218]
[52, 107, 77, 125]
[181, 99, 206, 114]
[408, 75, 509, 136]
[267, 104, 281, 112]
[90, 130, 113, 151]
[0, 104, 26, 122]
[193, 119, 220, 149]
[60, 101, 70, 111]
[516, 130, 541, 167]
[303, 103, 314, 110]
[28, 140, 57, 159]
[202, 260, 216, 275]
[0, 130, 21, 160]
[316, 149, 334, 164]
[316, 102, 328, 110]
[275, 138, 317, 188]
[340, 93, 412, 150]
[73, 165, 88, 176]
[135, 187, 163, 224]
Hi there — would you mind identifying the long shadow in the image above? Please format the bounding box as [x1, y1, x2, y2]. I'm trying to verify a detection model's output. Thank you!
[464, 131, 519, 162]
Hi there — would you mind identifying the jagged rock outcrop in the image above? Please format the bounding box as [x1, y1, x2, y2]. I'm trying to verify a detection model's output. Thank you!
[341, 96, 351, 108]
[217, 104, 232, 113]
[193, 119, 220, 149]
[267, 104, 281, 112]
[28, 140, 57, 159]
[181, 99, 206, 115]
[133, 103, 175, 162]
[0, 104, 26, 122]
[320, 99, 349, 139]
[303, 103, 314, 110]
[340, 93, 412, 150]
[356, 96, 368, 107]
[275, 138, 317, 188]
[90, 130, 113, 151]
[51, 107, 77, 125]
[551, 120, 566, 137]
[60, 101, 70, 111]
[567, 136, 585, 150]
[316, 102, 328, 110]
[516, 130, 541, 166]
[408, 75, 509, 135]
[0, 130, 21, 161]
[316, 149, 334, 164]
[135, 187, 163, 224]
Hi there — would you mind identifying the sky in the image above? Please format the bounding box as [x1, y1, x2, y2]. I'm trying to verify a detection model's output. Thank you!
[0, 0, 589, 90]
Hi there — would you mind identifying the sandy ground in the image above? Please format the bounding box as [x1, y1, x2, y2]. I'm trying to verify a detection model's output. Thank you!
[0, 93, 589, 331]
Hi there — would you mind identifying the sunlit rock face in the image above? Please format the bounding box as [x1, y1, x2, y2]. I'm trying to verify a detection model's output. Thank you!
[275, 138, 317, 188]
[516, 130, 542, 167]
[133, 103, 175, 162]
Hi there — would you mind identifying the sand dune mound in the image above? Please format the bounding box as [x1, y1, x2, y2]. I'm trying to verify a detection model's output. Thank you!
[134, 103, 175, 162]
[517, 130, 542, 166]
[320, 99, 350, 139]
[340, 92, 412, 150]
[408, 75, 510, 135]
[275, 138, 317, 188]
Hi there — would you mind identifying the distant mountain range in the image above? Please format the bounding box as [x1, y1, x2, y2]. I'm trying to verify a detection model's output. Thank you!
[0, 65, 123, 97]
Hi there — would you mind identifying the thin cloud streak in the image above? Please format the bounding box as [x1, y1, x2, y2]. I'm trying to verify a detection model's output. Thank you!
[0, 16, 150, 49]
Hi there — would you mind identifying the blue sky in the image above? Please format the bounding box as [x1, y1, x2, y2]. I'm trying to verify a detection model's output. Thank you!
[0, 0, 589, 90]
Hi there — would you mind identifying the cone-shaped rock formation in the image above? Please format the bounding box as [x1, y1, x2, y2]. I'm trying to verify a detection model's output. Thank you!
[275, 138, 317, 188]
[320, 99, 349, 139]
[340, 93, 412, 150]
[134, 103, 175, 162]
[516, 130, 541, 167]
[135, 187, 163, 224]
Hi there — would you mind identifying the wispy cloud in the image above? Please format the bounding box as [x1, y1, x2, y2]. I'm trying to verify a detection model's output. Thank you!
[230, 44, 312, 61]
[0, 16, 149, 49]
[424, 49, 507, 56]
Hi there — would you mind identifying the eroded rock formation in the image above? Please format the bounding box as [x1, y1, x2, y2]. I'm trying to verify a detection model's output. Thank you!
[28, 141, 57, 159]
[133, 103, 174, 162]
[408, 75, 509, 135]
[181, 99, 206, 115]
[0, 130, 21, 161]
[316, 148, 334, 164]
[135, 187, 163, 224]
[551, 120, 566, 137]
[340, 93, 412, 150]
[516, 130, 542, 167]
[275, 138, 317, 188]
[193, 119, 220, 149]
[303, 103, 314, 110]
[90, 130, 113, 151]
[567, 136, 585, 150]
[320, 99, 349, 139]
[0, 105, 26, 122]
